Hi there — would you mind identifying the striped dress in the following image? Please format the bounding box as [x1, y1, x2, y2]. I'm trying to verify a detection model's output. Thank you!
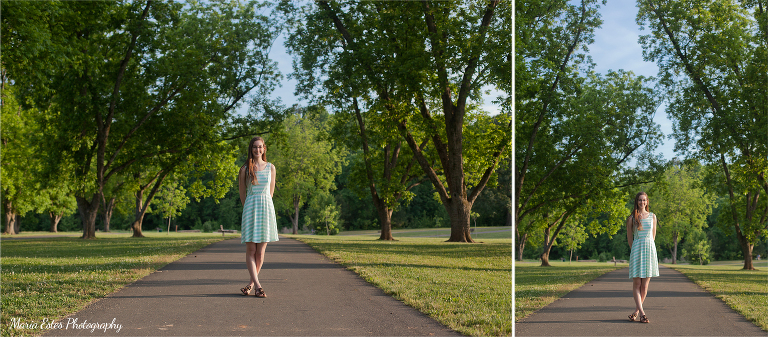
[241, 163, 279, 244]
[628, 213, 659, 278]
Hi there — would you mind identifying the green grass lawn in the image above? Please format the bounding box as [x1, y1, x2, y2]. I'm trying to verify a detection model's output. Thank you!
[286, 234, 511, 337]
[1, 233, 230, 337]
[663, 261, 768, 331]
[514, 261, 627, 321]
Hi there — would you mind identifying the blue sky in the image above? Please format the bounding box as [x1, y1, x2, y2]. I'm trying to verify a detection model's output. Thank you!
[588, 1, 676, 161]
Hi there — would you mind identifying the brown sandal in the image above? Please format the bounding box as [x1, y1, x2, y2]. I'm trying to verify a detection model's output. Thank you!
[254, 287, 267, 298]
[628, 312, 638, 322]
[240, 285, 252, 296]
[639, 315, 649, 323]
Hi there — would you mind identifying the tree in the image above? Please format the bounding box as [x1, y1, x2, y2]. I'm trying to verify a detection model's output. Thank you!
[38, 177, 78, 233]
[271, 112, 346, 234]
[562, 217, 589, 263]
[0, 85, 45, 234]
[515, 0, 664, 265]
[3, 0, 283, 239]
[637, 0, 768, 269]
[681, 228, 712, 265]
[285, 0, 511, 242]
[651, 161, 715, 263]
[304, 192, 342, 235]
[327, 101, 427, 240]
[153, 175, 189, 233]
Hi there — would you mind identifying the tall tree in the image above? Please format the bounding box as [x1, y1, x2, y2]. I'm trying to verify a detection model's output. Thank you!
[651, 161, 715, 264]
[326, 98, 427, 240]
[637, 0, 768, 269]
[3, 1, 283, 238]
[271, 112, 346, 234]
[285, 0, 510, 242]
[0, 85, 44, 234]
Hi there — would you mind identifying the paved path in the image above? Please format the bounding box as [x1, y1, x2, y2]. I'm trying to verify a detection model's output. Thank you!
[515, 265, 765, 336]
[44, 237, 459, 336]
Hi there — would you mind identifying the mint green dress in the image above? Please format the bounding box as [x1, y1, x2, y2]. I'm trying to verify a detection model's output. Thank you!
[628, 213, 659, 278]
[241, 163, 279, 243]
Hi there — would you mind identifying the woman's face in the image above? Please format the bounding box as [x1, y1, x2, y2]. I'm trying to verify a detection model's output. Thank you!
[252, 140, 265, 158]
[637, 194, 648, 210]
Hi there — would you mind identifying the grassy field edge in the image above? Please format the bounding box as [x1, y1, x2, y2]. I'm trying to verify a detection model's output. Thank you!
[1, 234, 231, 337]
[663, 263, 768, 331]
[288, 235, 511, 337]
[514, 261, 626, 322]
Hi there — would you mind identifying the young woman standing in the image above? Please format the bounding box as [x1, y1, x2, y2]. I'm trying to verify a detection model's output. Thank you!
[239, 136, 278, 298]
[627, 191, 659, 323]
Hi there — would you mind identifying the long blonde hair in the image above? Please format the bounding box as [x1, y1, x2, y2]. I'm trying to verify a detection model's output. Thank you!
[632, 192, 650, 231]
[243, 136, 267, 185]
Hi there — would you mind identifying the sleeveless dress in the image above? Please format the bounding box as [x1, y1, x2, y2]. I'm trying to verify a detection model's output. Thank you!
[241, 163, 279, 244]
[628, 213, 659, 278]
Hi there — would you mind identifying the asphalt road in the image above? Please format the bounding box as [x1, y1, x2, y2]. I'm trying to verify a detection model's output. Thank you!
[515, 265, 765, 336]
[43, 237, 460, 336]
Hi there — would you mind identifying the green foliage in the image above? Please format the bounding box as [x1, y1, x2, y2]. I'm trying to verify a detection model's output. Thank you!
[3, 0, 283, 237]
[561, 220, 588, 262]
[0, 85, 46, 223]
[153, 176, 189, 220]
[304, 192, 342, 235]
[197, 220, 217, 233]
[650, 161, 716, 260]
[516, 0, 664, 261]
[682, 229, 712, 265]
[271, 111, 346, 230]
[285, 1, 511, 240]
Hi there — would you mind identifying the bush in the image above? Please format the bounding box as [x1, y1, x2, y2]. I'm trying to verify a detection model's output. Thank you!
[199, 220, 217, 233]
[598, 252, 609, 262]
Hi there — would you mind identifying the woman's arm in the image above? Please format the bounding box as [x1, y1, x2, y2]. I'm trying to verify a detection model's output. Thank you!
[270, 164, 276, 198]
[652, 213, 657, 240]
[238, 165, 247, 205]
[626, 216, 633, 249]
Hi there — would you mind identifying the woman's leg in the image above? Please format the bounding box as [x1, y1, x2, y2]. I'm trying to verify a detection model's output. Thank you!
[632, 277, 645, 316]
[245, 242, 261, 289]
[640, 277, 651, 304]
[254, 242, 268, 275]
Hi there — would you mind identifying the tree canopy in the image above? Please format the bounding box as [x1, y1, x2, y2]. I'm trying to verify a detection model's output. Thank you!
[637, 0, 768, 269]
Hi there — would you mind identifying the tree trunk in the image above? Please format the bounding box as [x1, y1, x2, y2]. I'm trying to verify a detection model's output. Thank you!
[102, 197, 115, 232]
[132, 189, 146, 238]
[290, 194, 300, 234]
[446, 198, 475, 242]
[540, 226, 553, 266]
[672, 231, 678, 264]
[3, 200, 17, 235]
[570, 249, 573, 263]
[738, 232, 755, 270]
[14, 214, 20, 234]
[721, 154, 756, 270]
[539, 210, 572, 266]
[516, 232, 527, 261]
[377, 204, 395, 241]
[49, 211, 63, 232]
[76, 194, 101, 239]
